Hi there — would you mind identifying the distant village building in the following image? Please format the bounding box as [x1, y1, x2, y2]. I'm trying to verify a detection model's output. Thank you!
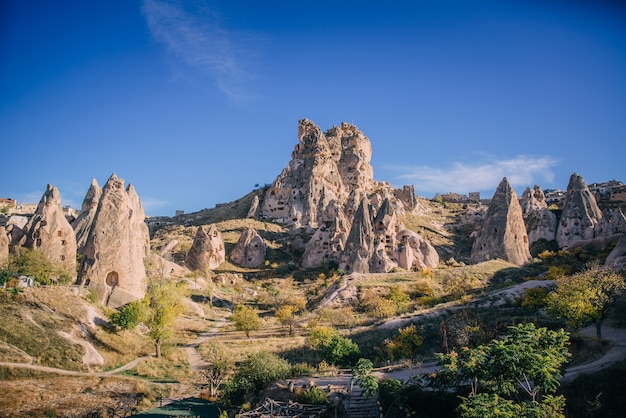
[543, 189, 565, 206]
[441, 192, 466, 203]
[589, 180, 626, 202]
[175, 210, 185, 217]
[468, 192, 480, 203]
[0, 198, 17, 213]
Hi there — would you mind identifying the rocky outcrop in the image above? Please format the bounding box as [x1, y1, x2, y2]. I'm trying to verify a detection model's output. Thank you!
[340, 199, 374, 274]
[396, 229, 439, 270]
[301, 212, 349, 269]
[18, 184, 77, 278]
[556, 173, 602, 249]
[230, 226, 266, 268]
[594, 208, 626, 238]
[605, 235, 626, 268]
[261, 119, 377, 229]
[471, 178, 531, 266]
[247, 195, 260, 219]
[185, 225, 225, 272]
[520, 186, 557, 245]
[76, 174, 149, 308]
[72, 179, 102, 253]
[0, 226, 8, 267]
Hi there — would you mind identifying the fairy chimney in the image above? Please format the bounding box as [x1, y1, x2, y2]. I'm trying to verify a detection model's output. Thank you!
[185, 224, 225, 272]
[76, 174, 149, 308]
[471, 178, 531, 265]
[556, 173, 602, 249]
[19, 184, 77, 279]
[73, 178, 102, 253]
[230, 226, 266, 268]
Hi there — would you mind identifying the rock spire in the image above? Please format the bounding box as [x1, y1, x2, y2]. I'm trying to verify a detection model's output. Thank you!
[76, 174, 149, 308]
[185, 224, 225, 272]
[72, 178, 102, 253]
[18, 184, 77, 279]
[520, 185, 557, 246]
[471, 178, 531, 265]
[230, 226, 266, 268]
[556, 173, 602, 249]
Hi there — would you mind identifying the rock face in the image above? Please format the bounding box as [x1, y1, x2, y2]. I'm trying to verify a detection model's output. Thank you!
[0, 226, 8, 267]
[594, 208, 626, 238]
[471, 178, 531, 266]
[230, 226, 266, 268]
[72, 179, 102, 253]
[18, 184, 77, 278]
[76, 174, 149, 308]
[261, 119, 374, 229]
[520, 186, 557, 245]
[556, 173, 602, 249]
[247, 195, 260, 219]
[185, 225, 225, 272]
[264, 119, 439, 273]
[605, 235, 626, 268]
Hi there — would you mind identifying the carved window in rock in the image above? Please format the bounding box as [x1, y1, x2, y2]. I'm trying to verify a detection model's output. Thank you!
[523, 235, 528, 244]
[61, 240, 66, 246]
[106, 271, 119, 287]
[41, 220, 47, 227]
[36, 238, 42, 247]
[58, 230, 63, 237]
[60, 255, 65, 261]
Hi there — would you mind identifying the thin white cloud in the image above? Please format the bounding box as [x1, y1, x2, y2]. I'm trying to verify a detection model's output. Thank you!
[141, 196, 169, 213]
[393, 155, 559, 195]
[142, 0, 257, 102]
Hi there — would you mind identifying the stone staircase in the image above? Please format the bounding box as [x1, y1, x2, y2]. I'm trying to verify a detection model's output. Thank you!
[342, 385, 380, 418]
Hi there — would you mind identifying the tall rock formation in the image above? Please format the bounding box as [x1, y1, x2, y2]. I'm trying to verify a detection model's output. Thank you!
[520, 185, 557, 245]
[76, 174, 149, 308]
[471, 178, 531, 265]
[261, 119, 374, 229]
[301, 211, 349, 268]
[0, 226, 8, 267]
[556, 173, 602, 249]
[230, 226, 266, 268]
[247, 195, 260, 219]
[340, 199, 374, 274]
[605, 235, 626, 268]
[19, 184, 77, 278]
[185, 225, 225, 272]
[72, 178, 102, 253]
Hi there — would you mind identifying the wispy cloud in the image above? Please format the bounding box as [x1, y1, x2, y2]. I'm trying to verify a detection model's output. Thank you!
[392, 155, 559, 195]
[141, 196, 169, 213]
[142, 0, 258, 102]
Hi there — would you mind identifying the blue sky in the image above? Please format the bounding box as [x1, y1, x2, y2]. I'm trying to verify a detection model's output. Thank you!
[1, 0, 625, 216]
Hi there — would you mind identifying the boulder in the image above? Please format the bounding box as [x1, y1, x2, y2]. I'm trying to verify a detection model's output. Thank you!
[76, 174, 149, 308]
[556, 173, 602, 249]
[230, 226, 266, 268]
[72, 178, 102, 253]
[185, 224, 225, 272]
[18, 184, 77, 279]
[396, 229, 439, 270]
[471, 177, 531, 266]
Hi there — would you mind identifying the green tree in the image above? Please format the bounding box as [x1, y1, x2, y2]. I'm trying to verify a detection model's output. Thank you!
[546, 263, 626, 340]
[275, 304, 298, 335]
[321, 334, 360, 367]
[230, 304, 261, 338]
[387, 285, 410, 313]
[109, 300, 143, 337]
[224, 351, 291, 406]
[352, 358, 379, 398]
[144, 278, 186, 358]
[200, 341, 235, 399]
[434, 323, 570, 416]
[384, 324, 424, 361]
[8, 247, 70, 285]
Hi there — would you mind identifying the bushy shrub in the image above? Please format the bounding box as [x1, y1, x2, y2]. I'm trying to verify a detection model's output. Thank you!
[223, 351, 291, 406]
[298, 386, 328, 405]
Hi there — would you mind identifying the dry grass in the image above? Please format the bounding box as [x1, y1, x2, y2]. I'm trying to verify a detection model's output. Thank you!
[0, 374, 160, 417]
[127, 348, 192, 383]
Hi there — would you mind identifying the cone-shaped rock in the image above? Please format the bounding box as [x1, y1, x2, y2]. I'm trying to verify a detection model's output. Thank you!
[76, 174, 149, 308]
[594, 208, 626, 238]
[396, 229, 439, 270]
[73, 178, 102, 253]
[520, 185, 557, 245]
[230, 226, 266, 268]
[247, 195, 260, 219]
[185, 225, 225, 272]
[605, 235, 626, 268]
[556, 173, 602, 249]
[340, 198, 374, 273]
[301, 211, 349, 268]
[369, 198, 401, 273]
[19, 184, 77, 279]
[471, 178, 531, 265]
